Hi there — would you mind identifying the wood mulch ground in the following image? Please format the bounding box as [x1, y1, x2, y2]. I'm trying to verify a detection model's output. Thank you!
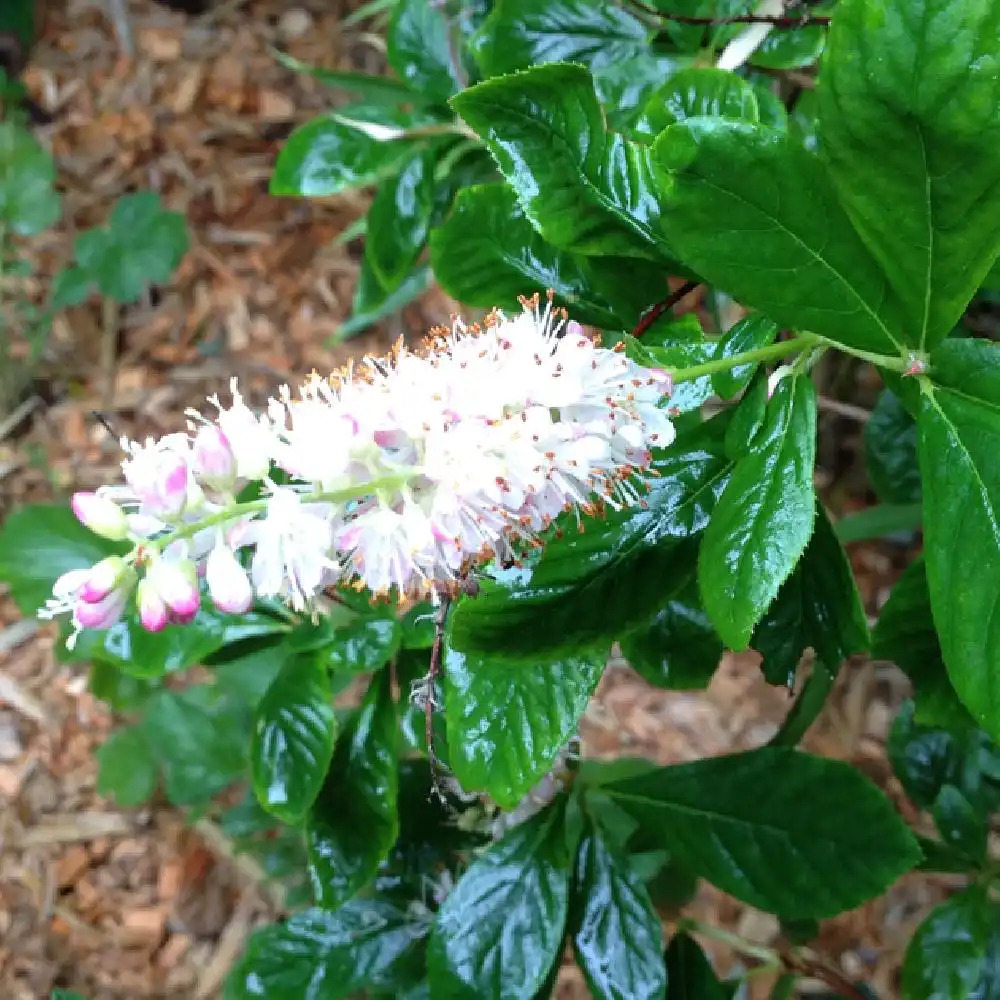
[0, 2, 960, 997]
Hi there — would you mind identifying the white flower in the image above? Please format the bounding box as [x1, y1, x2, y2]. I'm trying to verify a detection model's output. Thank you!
[210, 379, 276, 481]
[206, 540, 254, 614]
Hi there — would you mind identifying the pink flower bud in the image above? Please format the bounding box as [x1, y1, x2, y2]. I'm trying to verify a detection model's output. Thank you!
[565, 320, 586, 340]
[123, 444, 191, 519]
[79, 556, 128, 604]
[71, 492, 129, 541]
[147, 558, 201, 618]
[192, 424, 237, 491]
[136, 578, 168, 633]
[206, 543, 253, 614]
[74, 586, 128, 630]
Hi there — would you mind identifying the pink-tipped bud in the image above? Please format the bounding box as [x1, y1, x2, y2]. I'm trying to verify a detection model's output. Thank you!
[123, 446, 191, 520]
[79, 556, 128, 604]
[74, 586, 128, 630]
[206, 543, 253, 614]
[565, 320, 586, 340]
[147, 558, 200, 618]
[136, 578, 169, 633]
[192, 424, 237, 491]
[71, 492, 129, 541]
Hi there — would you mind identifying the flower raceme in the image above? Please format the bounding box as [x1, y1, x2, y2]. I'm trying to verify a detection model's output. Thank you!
[39, 295, 675, 645]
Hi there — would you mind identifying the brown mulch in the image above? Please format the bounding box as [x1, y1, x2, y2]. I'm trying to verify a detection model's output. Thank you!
[0, 2, 957, 998]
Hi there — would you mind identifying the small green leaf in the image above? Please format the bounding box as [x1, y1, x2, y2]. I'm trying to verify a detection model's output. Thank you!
[0, 120, 60, 235]
[710, 314, 779, 399]
[570, 817, 667, 1000]
[654, 118, 905, 355]
[428, 803, 571, 1000]
[888, 701, 963, 811]
[0, 504, 125, 616]
[605, 747, 920, 918]
[96, 725, 159, 806]
[326, 615, 401, 674]
[365, 149, 435, 290]
[865, 390, 921, 504]
[901, 886, 999, 1000]
[835, 502, 923, 544]
[635, 67, 759, 139]
[225, 901, 425, 1000]
[388, 0, 463, 104]
[699, 376, 817, 650]
[472, 0, 652, 78]
[452, 63, 674, 260]
[444, 643, 601, 809]
[51, 264, 94, 309]
[664, 932, 727, 1000]
[873, 557, 975, 731]
[918, 339, 1000, 736]
[818, 0, 1000, 349]
[751, 503, 869, 690]
[339, 257, 431, 341]
[932, 784, 987, 866]
[88, 660, 159, 712]
[251, 653, 336, 822]
[271, 49, 425, 105]
[749, 24, 825, 70]
[306, 674, 399, 908]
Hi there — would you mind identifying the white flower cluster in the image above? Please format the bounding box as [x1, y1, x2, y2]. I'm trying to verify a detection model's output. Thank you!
[40, 295, 674, 645]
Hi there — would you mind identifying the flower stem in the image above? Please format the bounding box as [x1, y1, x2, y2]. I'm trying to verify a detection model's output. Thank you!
[669, 335, 818, 385]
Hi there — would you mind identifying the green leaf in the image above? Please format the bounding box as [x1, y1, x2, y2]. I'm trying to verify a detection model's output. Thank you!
[366, 149, 435, 290]
[96, 725, 159, 806]
[918, 340, 1000, 736]
[452, 63, 674, 260]
[388, 0, 463, 104]
[932, 784, 987, 866]
[835, 502, 923, 544]
[710, 314, 779, 400]
[306, 674, 399, 908]
[873, 557, 975, 731]
[88, 660, 160, 712]
[447, 415, 733, 660]
[654, 118, 905, 355]
[749, 24, 825, 70]
[865, 390, 921, 504]
[74, 192, 188, 304]
[0, 120, 60, 235]
[605, 747, 920, 918]
[444, 643, 601, 809]
[428, 803, 571, 1000]
[570, 817, 667, 1000]
[472, 0, 652, 78]
[620, 583, 723, 691]
[430, 183, 626, 328]
[751, 503, 869, 689]
[901, 886, 999, 1000]
[664, 932, 727, 1000]
[251, 653, 336, 823]
[51, 264, 94, 309]
[225, 901, 426, 1000]
[635, 67, 759, 139]
[326, 615, 401, 673]
[339, 259, 431, 340]
[699, 376, 818, 650]
[271, 49, 425, 106]
[818, 0, 1000, 350]
[0, 504, 125, 616]
[271, 115, 419, 197]
[0, 0, 34, 47]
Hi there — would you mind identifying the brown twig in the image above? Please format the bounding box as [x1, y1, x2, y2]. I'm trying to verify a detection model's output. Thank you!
[632, 280, 700, 339]
[782, 953, 871, 1000]
[625, 1, 830, 26]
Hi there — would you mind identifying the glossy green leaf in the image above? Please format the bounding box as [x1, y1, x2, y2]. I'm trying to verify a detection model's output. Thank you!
[932, 784, 987, 865]
[88, 660, 159, 712]
[873, 557, 975, 731]
[306, 674, 399, 908]
[366, 149, 435, 290]
[428, 803, 571, 1000]
[570, 818, 667, 1000]
[888, 701, 964, 811]
[664, 932, 727, 1000]
[251, 653, 336, 823]
[620, 584, 723, 691]
[0, 121, 60, 235]
[72, 192, 188, 304]
[710, 314, 779, 400]
[96, 724, 159, 806]
[818, 0, 1000, 349]
[225, 901, 426, 1000]
[444, 643, 601, 808]
[834, 502, 923, 544]
[430, 183, 623, 328]
[749, 24, 825, 70]
[653, 118, 905, 355]
[270, 50, 424, 105]
[447, 416, 734, 660]
[0, 504, 125, 615]
[901, 886, 999, 1000]
[400, 602, 436, 650]
[699, 376, 817, 650]
[625, 315, 718, 414]
[387, 0, 463, 104]
[605, 747, 920, 918]
[472, 0, 651, 77]
[751, 504, 869, 689]
[271, 115, 419, 197]
[339, 260, 431, 340]
[865, 390, 921, 504]
[918, 340, 1000, 736]
[452, 63, 674, 260]
[595, 53, 692, 129]
[326, 615, 401, 674]
[635, 67, 758, 139]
